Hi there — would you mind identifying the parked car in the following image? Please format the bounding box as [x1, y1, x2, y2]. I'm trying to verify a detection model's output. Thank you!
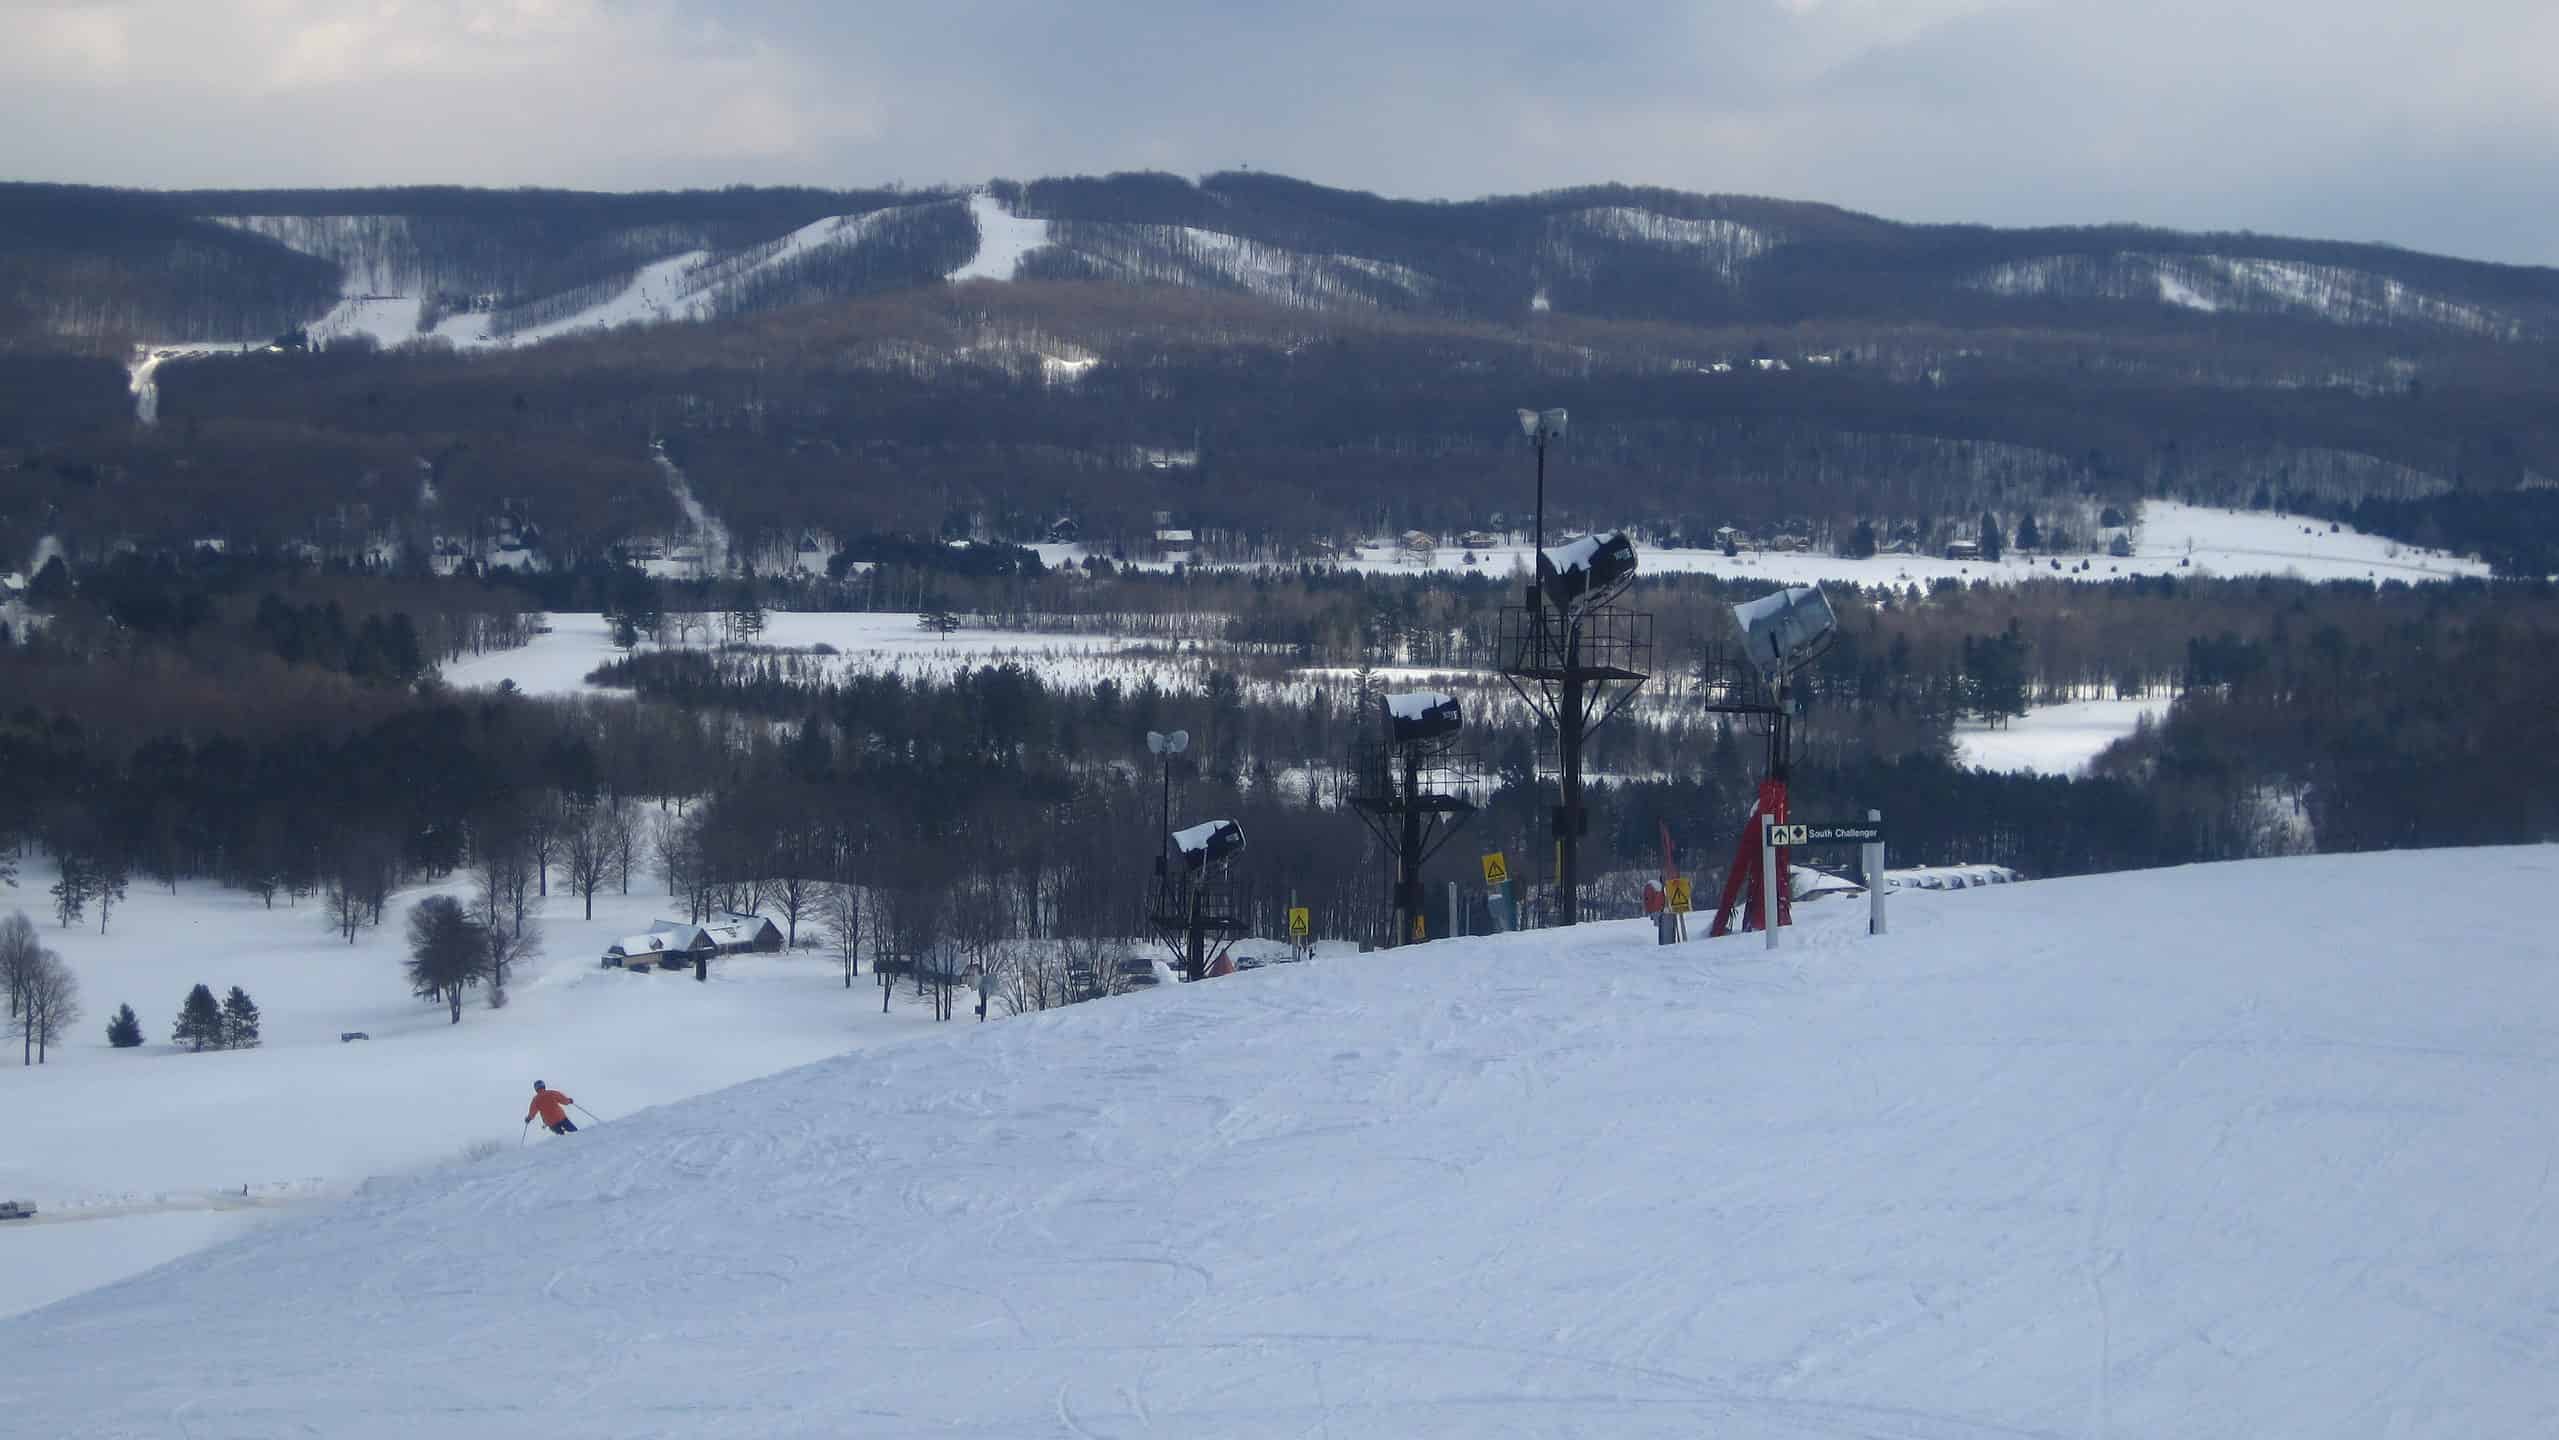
[339, 1032, 369, 1042]
[0, 1200, 36, 1220]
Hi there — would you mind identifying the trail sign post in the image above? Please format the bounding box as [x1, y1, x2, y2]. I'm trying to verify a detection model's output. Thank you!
[1480, 852, 1509, 886]
[1756, 811, 1887, 950]
[1665, 878, 1692, 914]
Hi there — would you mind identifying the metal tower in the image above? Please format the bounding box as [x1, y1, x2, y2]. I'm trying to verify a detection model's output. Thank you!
[1496, 531, 1651, 926]
[1149, 818, 1249, 982]
[1347, 691, 1480, 945]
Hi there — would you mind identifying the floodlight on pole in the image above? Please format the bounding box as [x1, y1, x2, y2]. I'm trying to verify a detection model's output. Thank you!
[1146, 729, 1192, 902]
[1516, 407, 1567, 569]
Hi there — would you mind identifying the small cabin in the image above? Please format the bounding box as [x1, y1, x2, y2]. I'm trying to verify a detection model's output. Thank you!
[1944, 539, 1981, 561]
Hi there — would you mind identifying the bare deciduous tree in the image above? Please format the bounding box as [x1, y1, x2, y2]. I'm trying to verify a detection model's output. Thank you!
[819, 882, 862, 988]
[604, 800, 641, 895]
[1, 911, 40, 1025]
[16, 950, 78, 1064]
[564, 803, 611, 921]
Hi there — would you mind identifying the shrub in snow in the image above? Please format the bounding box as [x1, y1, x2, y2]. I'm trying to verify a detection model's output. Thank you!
[105, 1003, 143, 1048]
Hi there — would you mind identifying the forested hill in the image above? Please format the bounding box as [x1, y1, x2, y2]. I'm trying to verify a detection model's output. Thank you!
[6, 171, 2559, 579]
[9, 172, 2559, 352]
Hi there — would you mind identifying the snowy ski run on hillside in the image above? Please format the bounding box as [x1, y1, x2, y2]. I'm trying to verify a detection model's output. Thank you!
[4, 846, 2557, 1437]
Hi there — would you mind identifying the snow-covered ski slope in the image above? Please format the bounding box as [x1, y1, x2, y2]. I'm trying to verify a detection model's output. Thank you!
[7, 845, 2558, 1437]
[221, 194, 1048, 354]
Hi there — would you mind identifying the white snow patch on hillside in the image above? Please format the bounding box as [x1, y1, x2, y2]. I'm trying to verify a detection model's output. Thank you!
[213, 214, 425, 296]
[1974, 250, 2526, 337]
[951, 191, 1052, 281]
[1552, 206, 1771, 281]
[125, 341, 261, 423]
[493, 247, 712, 344]
[2155, 266, 2220, 312]
[1955, 695, 2168, 775]
[8, 845, 2559, 1436]
[218, 208, 911, 355]
[1066, 224, 1434, 308]
[306, 294, 427, 347]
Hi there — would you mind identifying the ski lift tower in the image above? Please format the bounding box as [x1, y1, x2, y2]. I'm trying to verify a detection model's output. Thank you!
[1150, 818, 1249, 982]
[1348, 691, 1481, 945]
[1497, 522, 1652, 927]
[1702, 585, 1840, 937]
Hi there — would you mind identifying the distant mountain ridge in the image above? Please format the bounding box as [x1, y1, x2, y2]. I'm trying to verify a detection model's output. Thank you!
[7, 172, 2557, 352]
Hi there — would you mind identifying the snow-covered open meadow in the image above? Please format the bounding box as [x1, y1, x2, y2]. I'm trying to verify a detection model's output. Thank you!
[0, 866, 959, 1320]
[5, 845, 2557, 1436]
[1954, 697, 2169, 777]
[441, 610, 1187, 698]
[1340, 501, 2488, 588]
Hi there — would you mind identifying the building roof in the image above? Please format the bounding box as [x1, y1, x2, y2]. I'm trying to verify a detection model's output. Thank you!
[703, 915, 781, 948]
[610, 924, 712, 956]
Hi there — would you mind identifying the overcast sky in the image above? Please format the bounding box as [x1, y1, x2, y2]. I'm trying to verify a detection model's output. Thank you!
[6, 0, 2554, 265]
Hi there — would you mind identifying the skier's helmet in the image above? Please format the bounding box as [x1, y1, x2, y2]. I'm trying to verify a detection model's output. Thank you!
[533, 1079, 544, 1091]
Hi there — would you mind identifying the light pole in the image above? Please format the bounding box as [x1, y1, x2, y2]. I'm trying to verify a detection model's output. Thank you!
[1516, 407, 1567, 575]
[1514, 407, 1569, 920]
[1146, 729, 1190, 892]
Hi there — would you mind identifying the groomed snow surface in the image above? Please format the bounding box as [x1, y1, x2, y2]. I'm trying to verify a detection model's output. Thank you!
[6, 845, 2559, 1436]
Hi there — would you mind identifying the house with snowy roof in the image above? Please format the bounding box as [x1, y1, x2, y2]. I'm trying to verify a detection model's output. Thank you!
[603, 923, 714, 971]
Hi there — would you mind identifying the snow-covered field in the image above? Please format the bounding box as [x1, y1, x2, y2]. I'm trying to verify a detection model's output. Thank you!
[0, 866, 955, 1318]
[441, 610, 1193, 697]
[1344, 501, 2487, 588]
[5, 844, 2558, 1435]
[1955, 696, 2169, 776]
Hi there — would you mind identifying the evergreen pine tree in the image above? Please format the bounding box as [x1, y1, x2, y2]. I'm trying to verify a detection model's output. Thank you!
[105, 1002, 143, 1048]
[1978, 511, 2006, 563]
[220, 987, 261, 1049]
[172, 983, 222, 1052]
[2016, 511, 2043, 552]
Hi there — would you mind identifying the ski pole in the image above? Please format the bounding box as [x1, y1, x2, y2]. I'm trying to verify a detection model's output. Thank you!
[574, 1103, 606, 1123]
[520, 1119, 531, 1147]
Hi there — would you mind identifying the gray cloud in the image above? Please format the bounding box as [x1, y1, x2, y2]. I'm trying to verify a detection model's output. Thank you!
[1, 0, 2550, 264]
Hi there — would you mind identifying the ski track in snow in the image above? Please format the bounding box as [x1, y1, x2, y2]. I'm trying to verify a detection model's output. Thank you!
[649, 448, 730, 576]
[954, 191, 1052, 281]
[6, 847, 2559, 1436]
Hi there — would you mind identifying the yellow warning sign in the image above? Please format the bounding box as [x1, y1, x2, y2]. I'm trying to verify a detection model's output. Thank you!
[1481, 852, 1510, 886]
[1666, 878, 1693, 914]
[1288, 906, 1310, 938]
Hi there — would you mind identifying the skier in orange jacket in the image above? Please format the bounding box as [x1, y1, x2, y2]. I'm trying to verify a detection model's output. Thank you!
[526, 1081, 579, 1135]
